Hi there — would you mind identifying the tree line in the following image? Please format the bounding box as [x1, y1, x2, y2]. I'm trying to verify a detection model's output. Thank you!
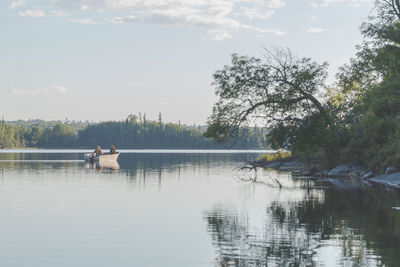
[205, 1, 400, 172]
[0, 116, 267, 149]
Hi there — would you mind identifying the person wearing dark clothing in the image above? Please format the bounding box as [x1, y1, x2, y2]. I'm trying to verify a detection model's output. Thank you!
[110, 145, 117, 154]
[93, 146, 103, 156]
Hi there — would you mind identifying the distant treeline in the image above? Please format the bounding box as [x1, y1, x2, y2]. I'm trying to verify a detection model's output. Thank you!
[0, 116, 267, 149]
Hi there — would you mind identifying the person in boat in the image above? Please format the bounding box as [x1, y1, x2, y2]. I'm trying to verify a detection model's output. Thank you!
[93, 146, 103, 157]
[110, 145, 117, 154]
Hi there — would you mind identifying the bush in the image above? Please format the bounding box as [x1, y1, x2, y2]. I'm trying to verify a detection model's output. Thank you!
[260, 150, 292, 162]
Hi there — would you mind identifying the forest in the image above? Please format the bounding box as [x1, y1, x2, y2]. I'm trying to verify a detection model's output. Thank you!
[205, 1, 400, 172]
[0, 115, 267, 149]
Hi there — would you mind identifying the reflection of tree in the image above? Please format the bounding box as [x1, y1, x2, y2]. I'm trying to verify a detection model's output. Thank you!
[205, 203, 317, 266]
[0, 152, 82, 170]
[119, 153, 257, 179]
[205, 190, 400, 266]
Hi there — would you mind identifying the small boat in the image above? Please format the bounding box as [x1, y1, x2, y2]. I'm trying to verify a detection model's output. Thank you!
[85, 160, 120, 170]
[84, 152, 120, 162]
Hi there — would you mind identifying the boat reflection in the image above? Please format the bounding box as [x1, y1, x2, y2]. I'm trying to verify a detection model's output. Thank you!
[85, 160, 120, 170]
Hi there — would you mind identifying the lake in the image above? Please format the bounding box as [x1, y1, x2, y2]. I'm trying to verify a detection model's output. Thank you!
[0, 150, 400, 266]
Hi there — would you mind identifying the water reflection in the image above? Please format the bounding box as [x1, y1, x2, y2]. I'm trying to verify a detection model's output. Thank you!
[85, 161, 120, 171]
[0, 151, 256, 172]
[0, 151, 400, 266]
[204, 188, 400, 266]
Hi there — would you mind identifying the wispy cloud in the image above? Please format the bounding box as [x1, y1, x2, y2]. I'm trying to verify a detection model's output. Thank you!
[309, 0, 371, 8]
[209, 30, 232, 41]
[55, 0, 286, 40]
[11, 86, 75, 96]
[17, 9, 45, 18]
[69, 18, 101, 24]
[256, 27, 286, 36]
[305, 27, 324, 33]
[239, 7, 276, 20]
[9, 0, 25, 9]
[50, 10, 69, 17]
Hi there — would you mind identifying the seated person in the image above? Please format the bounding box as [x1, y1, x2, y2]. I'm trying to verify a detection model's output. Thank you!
[110, 145, 117, 154]
[93, 146, 103, 156]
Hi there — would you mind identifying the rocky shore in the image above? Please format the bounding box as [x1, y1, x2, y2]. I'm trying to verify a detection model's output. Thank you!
[246, 158, 400, 190]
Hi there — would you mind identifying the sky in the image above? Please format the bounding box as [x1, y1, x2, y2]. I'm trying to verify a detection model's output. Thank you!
[1, 0, 375, 125]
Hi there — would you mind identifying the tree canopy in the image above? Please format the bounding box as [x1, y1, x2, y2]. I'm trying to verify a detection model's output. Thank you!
[0, 117, 268, 149]
[205, 48, 340, 155]
[206, 0, 400, 171]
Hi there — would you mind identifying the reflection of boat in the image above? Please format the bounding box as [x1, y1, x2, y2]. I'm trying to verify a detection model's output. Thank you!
[84, 152, 120, 162]
[85, 160, 120, 170]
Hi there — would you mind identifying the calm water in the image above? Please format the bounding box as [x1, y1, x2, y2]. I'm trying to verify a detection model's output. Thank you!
[1, 150, 400, 266]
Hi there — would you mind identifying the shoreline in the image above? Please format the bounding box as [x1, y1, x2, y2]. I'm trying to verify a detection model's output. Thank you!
[246, 157, 400, 191]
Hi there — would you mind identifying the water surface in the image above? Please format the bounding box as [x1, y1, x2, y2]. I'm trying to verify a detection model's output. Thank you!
[0, 150, 400, 266]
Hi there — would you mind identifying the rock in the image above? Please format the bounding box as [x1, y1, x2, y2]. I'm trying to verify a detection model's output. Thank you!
[278, 162, 293, 171]
[326, 164, 366, 178]
[370, 172, 400, 189]
[310, 166, 319, 175]
[300, 166, 319, 176]
[385, 166, 399, 175]
[328, 164, 352, 177]
[278, 165, 289, 171]
[362, 171, 374, 180]
[272, 161, 302, 172]
[349, 165, 366, 177]
[315, 169, 329, 177]
[265, 161, 281, 168]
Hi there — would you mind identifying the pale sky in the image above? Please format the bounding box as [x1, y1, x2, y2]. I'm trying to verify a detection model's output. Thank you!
[1, 0, 374, 124]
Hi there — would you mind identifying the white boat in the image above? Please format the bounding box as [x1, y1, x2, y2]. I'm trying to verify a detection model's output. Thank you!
[85, 160, 120, 170]
[84, 152, 120, 162]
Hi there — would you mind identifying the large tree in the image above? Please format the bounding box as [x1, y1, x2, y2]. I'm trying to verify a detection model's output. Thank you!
[333, 0, 400, 169]
[205, 48, 339, 150]
[338, 0, 400, 116]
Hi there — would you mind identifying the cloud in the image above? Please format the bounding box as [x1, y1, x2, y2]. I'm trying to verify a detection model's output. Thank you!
[54, 0, 286, 40]
[309, 0, 371, 7]
[9, 0, 25, 9]
[209, 30, 232, 41]
[17, 9, 45, 18]
[50, 10, 69, 17]
[10, 0, 286, 40]
[69, 18, 101, 24]
[240, 7, 276, 20]
[305, 27, 324, 33]
[11, 86, 75, 96]
[256, 27, 286, 36]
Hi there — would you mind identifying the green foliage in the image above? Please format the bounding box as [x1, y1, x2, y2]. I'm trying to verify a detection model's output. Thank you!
[203, 121, 231, 143]
[6, 119, 88, 133]
[206, 1, 400, 172]
[78, 117, 267, 149]
[0, 117, 267, 149]
[260, 150, 292, 162]
[38, 123, 77, 148]
[0, 123, 23, 148]
[340, 112, 400, 172]
[206, 49, 335, 143]
[334, 1, 400, 171]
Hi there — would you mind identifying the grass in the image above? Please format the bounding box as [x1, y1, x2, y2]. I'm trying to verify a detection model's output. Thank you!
[260, 150, 292, 162]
